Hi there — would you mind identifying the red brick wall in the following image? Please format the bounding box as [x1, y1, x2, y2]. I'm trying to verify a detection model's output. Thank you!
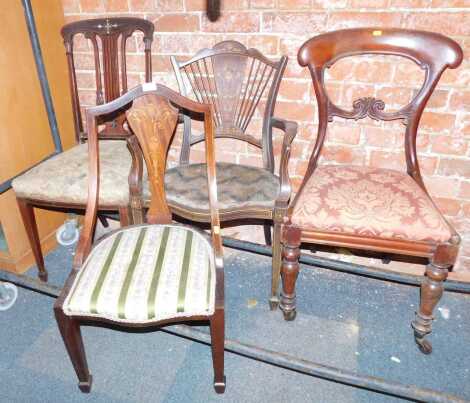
[62, 0, 470, 274]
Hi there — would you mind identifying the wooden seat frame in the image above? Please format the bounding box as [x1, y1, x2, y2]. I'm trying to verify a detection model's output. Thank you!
[169, 41, 297, 309]
[54, 83, 225, 393]
[279, 28, 463, 354]
[16, 17, 153, 281]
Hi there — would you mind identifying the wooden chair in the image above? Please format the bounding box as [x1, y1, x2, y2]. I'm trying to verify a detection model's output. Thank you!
[279, 28, 463, 354]
[12, 17, 153, 281]
[167, 41, 297, 310]
[54, 83, 225, 393]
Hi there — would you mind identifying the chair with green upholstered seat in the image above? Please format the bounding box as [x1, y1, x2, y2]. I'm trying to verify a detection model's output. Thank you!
[54, 83, 225, 393]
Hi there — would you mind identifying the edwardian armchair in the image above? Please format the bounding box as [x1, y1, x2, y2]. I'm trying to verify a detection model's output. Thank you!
[279, 28, 463, 354]
[54, 83, 225, 393]
[165, 41, 297, 309]
[12, 17, 153, 281]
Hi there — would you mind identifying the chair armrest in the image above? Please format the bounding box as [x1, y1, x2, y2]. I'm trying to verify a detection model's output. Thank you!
[270, 117, 298, 207]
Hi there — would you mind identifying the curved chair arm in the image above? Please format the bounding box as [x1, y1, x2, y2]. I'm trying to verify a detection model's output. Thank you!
[270, 117, 298, 208]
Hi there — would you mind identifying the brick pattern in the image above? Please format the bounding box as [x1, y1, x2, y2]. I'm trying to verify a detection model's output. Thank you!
[62, 0, 470, 273]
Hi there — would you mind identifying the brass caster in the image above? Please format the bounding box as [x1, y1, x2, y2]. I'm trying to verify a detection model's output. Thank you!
[214, 376, 226, 394]
[414, 333, 432, 355]
[78, 375, 93, 393]
[269, 298, 279, 311]
[283, 309, 297, 321]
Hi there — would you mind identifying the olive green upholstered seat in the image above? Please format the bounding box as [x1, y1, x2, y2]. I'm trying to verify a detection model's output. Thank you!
[64, 224, 215, 323]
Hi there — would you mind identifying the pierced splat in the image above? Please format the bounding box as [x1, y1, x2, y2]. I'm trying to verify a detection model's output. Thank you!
[171, 41, 287, 170]
[328, 96, 412, 122]
[212, 41, 249, 129]
[61, 18, 154, 142]
[298, 28, 463, 188]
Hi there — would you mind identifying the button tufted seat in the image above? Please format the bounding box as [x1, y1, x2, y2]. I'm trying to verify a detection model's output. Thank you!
[158, 162, 280, 212]
[12, 141, 132, 206]
[64, 224, 215, 323]
[292, 165, 452, 243]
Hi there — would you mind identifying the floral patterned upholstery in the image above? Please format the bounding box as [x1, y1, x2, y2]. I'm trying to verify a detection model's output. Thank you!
[292, 165, 452, 243]
[144, 162, 280, 212]
[12, 141, 132, 206]
[13, 143, 280, 214]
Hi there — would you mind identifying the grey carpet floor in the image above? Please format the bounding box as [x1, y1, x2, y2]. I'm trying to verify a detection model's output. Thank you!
[1, 244, 470, 402]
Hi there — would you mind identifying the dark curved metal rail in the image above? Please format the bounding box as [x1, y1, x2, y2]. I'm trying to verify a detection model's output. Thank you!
[222, 237, 470, 294]
[0, 266, 466, 402]
[21, 0, 62, 153]
[0, 0, 62, 195]
[165, 325, 465, 403]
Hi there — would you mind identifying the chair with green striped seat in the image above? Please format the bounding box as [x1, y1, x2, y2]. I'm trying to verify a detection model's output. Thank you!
[54, 83, 225, 394]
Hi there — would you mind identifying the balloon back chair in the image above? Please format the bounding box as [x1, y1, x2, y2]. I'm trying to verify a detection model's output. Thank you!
[280, 28, 463, 354]
[12, 17, 153, 281]
[54, 83, 225, 393]
[167, 41, 297, 309]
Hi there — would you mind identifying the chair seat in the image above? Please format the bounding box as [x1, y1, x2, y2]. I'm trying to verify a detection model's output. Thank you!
[151, 162, 280, 212]
[64, 224, 215, 323]
[291, 165, 452, 243]
[12, 140, 132, 206]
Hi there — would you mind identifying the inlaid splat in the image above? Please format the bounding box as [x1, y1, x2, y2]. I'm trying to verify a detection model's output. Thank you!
[171, 40, 288, 171]
[126, 95, 179, 224]
[61, 17, 154, 141]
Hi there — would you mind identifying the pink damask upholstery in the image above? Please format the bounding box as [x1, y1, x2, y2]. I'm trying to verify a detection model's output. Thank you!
[291, 165, 452, 243]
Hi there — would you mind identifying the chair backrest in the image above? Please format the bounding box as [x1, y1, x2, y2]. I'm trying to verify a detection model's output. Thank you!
[297, 28, 463, 188]
[61, 17, 154, 142]
[74, 83, 220, 267]
[171, 41, 287, 171]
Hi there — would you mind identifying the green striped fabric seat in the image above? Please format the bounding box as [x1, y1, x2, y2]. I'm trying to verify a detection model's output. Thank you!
[64, 224, 215, 323]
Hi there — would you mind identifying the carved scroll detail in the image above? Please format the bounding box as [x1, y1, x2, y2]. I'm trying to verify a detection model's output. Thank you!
[352, 97, 385, 120]
[329, 97, 411, 122]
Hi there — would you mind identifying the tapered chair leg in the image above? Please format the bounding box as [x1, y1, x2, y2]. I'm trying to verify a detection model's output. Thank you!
[16, 198, 47, 282]
[263, 222, 272, 246]
[280, 225, 301, 321]
[54, 308, 92, 392]
[411, 262, 449, 355]
[210, 309, 225, 394]
[269, 221, 282, 310]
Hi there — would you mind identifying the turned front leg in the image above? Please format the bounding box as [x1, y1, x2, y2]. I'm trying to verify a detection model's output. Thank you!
[280, 226, 301, 321]
[412, 262, 449, 354]
[269, 221, 282, 310]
